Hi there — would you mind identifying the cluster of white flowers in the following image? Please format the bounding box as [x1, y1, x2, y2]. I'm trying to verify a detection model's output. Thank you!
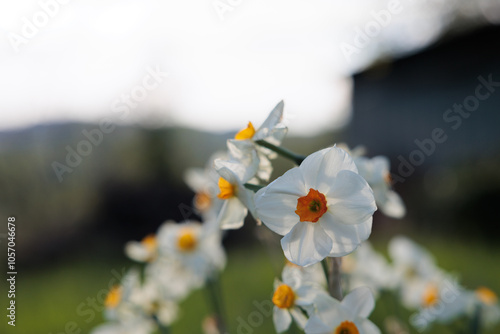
[91, 101, 498, 334]
[341, 236, 500, 332]
[91, 219, 225, 333]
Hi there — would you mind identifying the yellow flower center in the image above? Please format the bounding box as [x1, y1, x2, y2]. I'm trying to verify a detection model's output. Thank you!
[235, 122, 256, 140]
[105, 285, 122, 309]
[194, 191, 212, 211]
[272, 284, 295, 309]
[422, 284, 439, 307]
[295, 188, 328, 223]
[141, 234, 158, 261]
[141, 234, 157, 252]
[217, 177, 235, 200]
[334, 321, 359, 334]
[476, 287, 498, 305]
[177, 229, 197, 252]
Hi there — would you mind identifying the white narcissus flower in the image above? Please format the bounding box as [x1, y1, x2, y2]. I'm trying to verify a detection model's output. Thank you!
[388, 236, 462, 314]
[272, 265, 328, 333]
[354, 156, 406, 219]
[135, 278, 180, 327]
[228, 100, 288, 182]
[184, 151, 226, 221]
[124, 234, 158, 263]
[157, 220, 226, 281]
[282, 261, 327, 289]
[474, 287, 500, 328]
[255, 146, 377, 266]
[305, 287, 381, 334]
[145, 256, 204, 301]
[342, 242, 397, 296]
[93, 269, 157, 334]
[214, 155, 259, 229]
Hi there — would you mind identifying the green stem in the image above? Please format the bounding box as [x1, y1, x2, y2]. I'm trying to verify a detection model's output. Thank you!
[206, 276, 228, 334]
[158, 324, 171, 334]
[328, 257, 343, 301]
[321, 258, 330, 287]
[471, 304, 482, 334]
[255, 140, 306, 165]
[244, 183, 264, 192]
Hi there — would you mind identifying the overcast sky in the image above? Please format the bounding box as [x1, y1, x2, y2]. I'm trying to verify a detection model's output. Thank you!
[1, 0, 498, 135]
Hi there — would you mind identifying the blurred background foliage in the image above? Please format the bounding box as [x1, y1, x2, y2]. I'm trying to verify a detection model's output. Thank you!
[1, 20, 500, 334]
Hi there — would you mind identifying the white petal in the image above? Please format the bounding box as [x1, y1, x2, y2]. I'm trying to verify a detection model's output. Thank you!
[371, 156, 390, 176]
[214, 155, 258, 184]
[341, 287, 375, 318]
[183, 168, 208, 192]
[300, 146, 358, 192]
[256, 100, 284, 136]
[124, 242, 150, 262]
[266, 126, 288, 147]
[322, 217, 372, 257]
[327, 170, 377, 225]
[257, 152, 273, 181]
[312, 292, 344, 326]
[254, 168, 305, 235]
[304, 315, 332, 334]
[273, 307, 292, 333]
[217, 198, 247, 230]
[379, 190, 406, 218]
[281, 222, 333, 267]
[357, 318, 381, 334]
[290, 307, 308, 329]
[295, 285, 326, 306]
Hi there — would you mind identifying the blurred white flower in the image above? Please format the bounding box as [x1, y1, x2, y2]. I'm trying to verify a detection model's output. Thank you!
[342, 242, 397, 296]
[388, 236, 439, 287]
[388, 236, 463, 316]
[184, 151, 226, 221]
[283, 260, 327, 290]
[90, 319, 156, 334]
[272, 265, 327, 333]
[157, 220, 226, 280]
[145, 256, 204, 301]
[305, 287, 380, 334]
[125, 234, 158, 263]
[214, 156, 259, 229]
[92, 269, 157, 334]
[354, 156, 406, 218]
[227, 101, 288, 182]
[136, 278, 180, 327]
[255, 146, 377, 266]
[474, 287, 500, 328]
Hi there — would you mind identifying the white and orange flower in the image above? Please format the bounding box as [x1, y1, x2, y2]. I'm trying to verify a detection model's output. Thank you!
[255, 146, 377, 266]
[305, 287, 380, 334]
[272, 265, 328, 333]
[213, 155, 259, 229]
[157, 220, 226, 280]
[228, 101, 288, 182]
[354, 156, 406, 219]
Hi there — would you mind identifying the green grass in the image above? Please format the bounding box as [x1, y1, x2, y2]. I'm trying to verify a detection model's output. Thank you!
[2, 235, 500, 334]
